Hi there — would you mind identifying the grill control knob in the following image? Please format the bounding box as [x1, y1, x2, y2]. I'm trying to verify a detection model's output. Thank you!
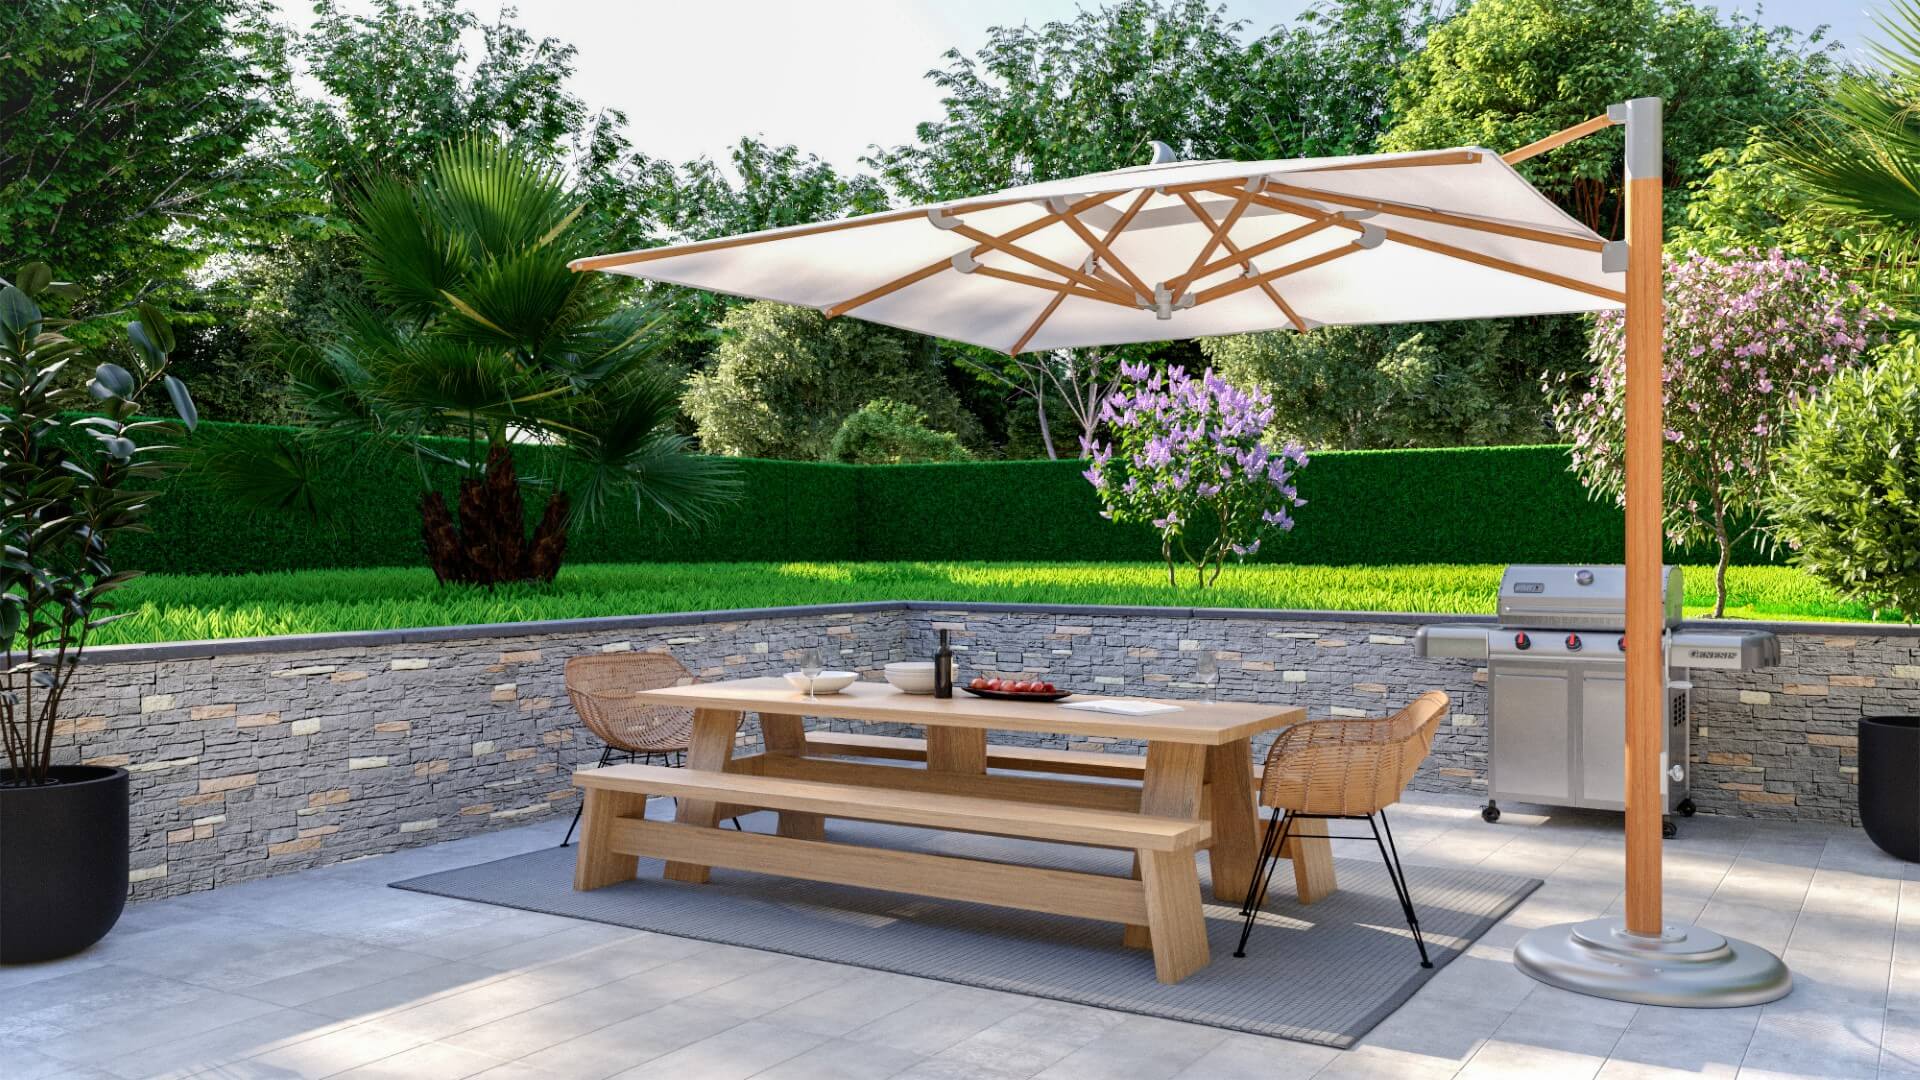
[1617, 635, 1627, 652]
[1513, 632, 1531, 651]
[1565, 633, 1583, 652]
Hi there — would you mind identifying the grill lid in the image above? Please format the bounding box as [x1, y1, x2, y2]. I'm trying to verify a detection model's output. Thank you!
[1496, 564, 1683, 629]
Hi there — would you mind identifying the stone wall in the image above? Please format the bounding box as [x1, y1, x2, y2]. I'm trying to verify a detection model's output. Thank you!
[57, 602, 1920, 900]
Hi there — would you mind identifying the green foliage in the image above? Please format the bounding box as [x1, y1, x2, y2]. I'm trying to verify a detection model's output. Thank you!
[1203, 316, 1587, 448]
[1770, 345, 1920, 620]
[0, 264, 199, 777]
[1382, 0, 1835, 233]
[1779, 1, 1920, 326]
[871, 0, 1441, 200]
[91, 561, 1874, 648]
[827, 400, 972, 464]
[0, 0, 283, 308]
[683, 301, 980, 460]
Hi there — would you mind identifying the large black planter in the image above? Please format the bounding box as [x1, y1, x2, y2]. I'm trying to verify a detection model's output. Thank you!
[1860, 716, 1920, 862]
[0, 765, 129, 963]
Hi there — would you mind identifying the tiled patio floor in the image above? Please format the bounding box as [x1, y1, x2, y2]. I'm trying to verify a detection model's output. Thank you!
[2, 791, 1910, 1080]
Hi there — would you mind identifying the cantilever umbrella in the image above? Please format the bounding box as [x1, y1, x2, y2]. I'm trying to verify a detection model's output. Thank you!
[572, 99, 1790, 1008]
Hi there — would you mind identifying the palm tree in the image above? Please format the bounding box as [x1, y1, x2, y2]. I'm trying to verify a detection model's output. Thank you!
[267, 138, 736, 584]
[1780, 0, 1920, 323]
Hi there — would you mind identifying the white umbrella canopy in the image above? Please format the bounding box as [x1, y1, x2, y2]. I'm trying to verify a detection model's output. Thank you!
[574, 147, 1624, 354]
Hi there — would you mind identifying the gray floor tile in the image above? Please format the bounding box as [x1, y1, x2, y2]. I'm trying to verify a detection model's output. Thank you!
[607, 1018, 826, 1080]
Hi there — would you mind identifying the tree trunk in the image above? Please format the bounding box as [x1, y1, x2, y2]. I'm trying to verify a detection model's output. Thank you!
[1035, 394, 1057, 460]
[419, 445, 569, 586]
[1713, 529, 1732, 619]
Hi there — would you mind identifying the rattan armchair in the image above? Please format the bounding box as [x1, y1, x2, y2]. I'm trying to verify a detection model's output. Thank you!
[559, 652, 698, 847]
[1234, 690, 1450, 967]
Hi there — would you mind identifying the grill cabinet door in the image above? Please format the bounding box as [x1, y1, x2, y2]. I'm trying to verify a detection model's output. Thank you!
[1580, 672, 1627, 807]
[1491, 671, 1570, 802]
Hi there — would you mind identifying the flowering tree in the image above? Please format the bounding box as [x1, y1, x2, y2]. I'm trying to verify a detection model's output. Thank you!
[1550, 250, 1884, 616]
[1084, 362, 1308, 586]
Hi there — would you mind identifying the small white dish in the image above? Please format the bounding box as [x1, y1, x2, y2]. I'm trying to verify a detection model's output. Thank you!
[883, 661, 936, 695]
[784, 670, 858, 694]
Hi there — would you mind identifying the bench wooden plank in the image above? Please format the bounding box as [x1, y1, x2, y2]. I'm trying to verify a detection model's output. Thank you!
[751, 752, 1144, 814]
[604, 817, 1151, 925]
[804, 731, 1150, 780]
[576, 764, 1209, 851]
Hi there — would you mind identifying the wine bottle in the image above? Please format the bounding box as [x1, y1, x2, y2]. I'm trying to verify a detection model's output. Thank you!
[934, 629, 954, 698]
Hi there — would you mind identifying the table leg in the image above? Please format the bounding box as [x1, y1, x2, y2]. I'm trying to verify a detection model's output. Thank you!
[1205, 739, 1259, 904]
[926, 724, 987, 775]
[664, 708, 740, 884]
[1283, 817, 1337, 905]
[760, 712, 825, 841]
[1124, 741, 1207, 955]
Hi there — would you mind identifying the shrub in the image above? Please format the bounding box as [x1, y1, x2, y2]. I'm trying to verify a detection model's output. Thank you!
[1084, 363, 1307, 585]
[827, 399, 972, 464]
[1551, 250, 1883, 615]
[1769, 345, 1920, 620]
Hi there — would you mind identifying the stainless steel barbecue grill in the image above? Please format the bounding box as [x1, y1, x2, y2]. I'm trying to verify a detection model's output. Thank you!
[1416, 565, 1779, 836]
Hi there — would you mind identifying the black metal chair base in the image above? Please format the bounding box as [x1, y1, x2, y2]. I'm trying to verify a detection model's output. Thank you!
[560, 748, 741, 846]
[1233, 807, 1433, 969]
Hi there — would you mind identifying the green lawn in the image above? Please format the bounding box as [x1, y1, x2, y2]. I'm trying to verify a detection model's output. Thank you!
[89, 561, 1895, 647]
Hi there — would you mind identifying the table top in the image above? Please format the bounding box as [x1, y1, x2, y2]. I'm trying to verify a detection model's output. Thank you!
[633, 677, 1304, 745]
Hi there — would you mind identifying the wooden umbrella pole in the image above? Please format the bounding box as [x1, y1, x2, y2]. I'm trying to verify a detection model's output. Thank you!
[1620, 97, 1665, 938]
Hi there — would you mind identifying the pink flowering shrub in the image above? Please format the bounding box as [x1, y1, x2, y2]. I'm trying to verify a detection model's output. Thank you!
[1084, 362, 1307, 586]
[1550, 250, 1884, 615]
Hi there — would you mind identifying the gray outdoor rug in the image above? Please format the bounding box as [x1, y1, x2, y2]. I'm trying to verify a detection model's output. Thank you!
[393, 816, 1538, 1048]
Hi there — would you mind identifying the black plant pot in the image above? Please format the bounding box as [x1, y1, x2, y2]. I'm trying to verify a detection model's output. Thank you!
[0, 765, 129, 963]
[1860, 716, 1920, 863]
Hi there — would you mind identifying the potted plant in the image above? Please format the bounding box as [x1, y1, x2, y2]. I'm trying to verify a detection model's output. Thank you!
[0, 264, 197, 962]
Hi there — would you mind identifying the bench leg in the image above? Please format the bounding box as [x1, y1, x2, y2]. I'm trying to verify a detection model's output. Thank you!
[1124, 741, 1206, 950]
[760, 712, 826, 841]
[1205, 739, 1260, 904]
[665, 708, 740, 884]
[1139, 848, 1210, 983]
[573, 788, 645, 891]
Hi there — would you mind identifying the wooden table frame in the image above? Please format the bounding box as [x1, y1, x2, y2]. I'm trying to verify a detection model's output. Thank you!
[605, 679, 1336, 981]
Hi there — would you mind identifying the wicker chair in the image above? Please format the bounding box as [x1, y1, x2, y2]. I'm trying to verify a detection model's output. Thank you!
[559, 652, 699, 847]
[1234, 690, 1450, 967]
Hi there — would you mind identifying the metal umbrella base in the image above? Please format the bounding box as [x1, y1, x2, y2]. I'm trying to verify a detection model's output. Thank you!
[1515, 917, 1791, 1008]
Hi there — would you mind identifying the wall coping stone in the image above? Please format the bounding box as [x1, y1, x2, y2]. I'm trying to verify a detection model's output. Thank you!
[77, 598, 1920, 665]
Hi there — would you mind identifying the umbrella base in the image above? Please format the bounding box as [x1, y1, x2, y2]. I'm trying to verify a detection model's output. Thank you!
[1514, 916, 1791, 1008]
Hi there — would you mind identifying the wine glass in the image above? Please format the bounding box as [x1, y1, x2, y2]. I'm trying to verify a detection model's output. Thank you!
[1195, 652, 1218, 705]
[799, 647, 824, 701]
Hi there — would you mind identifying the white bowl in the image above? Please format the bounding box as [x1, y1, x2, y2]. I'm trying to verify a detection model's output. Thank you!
[784, 670, 858, 694]
[884, 661, 937, 694]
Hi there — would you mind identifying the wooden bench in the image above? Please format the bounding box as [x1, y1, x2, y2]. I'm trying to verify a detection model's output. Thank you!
[573, 763, 1216, 983]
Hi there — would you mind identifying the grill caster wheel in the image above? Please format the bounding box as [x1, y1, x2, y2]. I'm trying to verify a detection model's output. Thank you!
[1677, 798, 1697, 817]
[1662, 817, 1678, 839]
[1481, 802, 1501, 823]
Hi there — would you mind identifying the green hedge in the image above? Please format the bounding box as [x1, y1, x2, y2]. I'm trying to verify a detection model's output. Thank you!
[122, 421, 1773, 574]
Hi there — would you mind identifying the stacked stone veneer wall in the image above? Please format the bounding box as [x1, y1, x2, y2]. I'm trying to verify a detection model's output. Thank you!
[58, 603, 1918, 901]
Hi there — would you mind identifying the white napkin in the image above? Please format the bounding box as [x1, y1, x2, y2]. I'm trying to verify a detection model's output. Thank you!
[1058, 699, 1184, 716]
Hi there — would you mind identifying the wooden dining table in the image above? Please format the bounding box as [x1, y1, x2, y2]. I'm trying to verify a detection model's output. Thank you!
[596, 677, 1336, 979]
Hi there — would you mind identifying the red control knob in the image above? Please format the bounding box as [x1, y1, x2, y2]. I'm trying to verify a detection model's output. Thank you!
[1565, 633, 1583, 652]
[1617, 635, 1627, 652]
[1513, 632, 1531, 650]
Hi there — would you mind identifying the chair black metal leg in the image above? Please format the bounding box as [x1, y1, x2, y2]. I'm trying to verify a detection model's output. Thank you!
[560, 746, 616, 847]
[1235, 809, 1293, 958]
[1369, 811, 1432, 968]
[1240, 808, 1285, 917]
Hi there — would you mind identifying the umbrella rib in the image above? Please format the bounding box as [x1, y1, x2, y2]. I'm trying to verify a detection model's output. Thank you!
[1238, 189, 1627, 304]
[1166, 208, 1342, 292]
[1189, 242, 1367, 307]
[1211, 228, 1308, 331]
[1170, 189, 1254, 302]
[1010, 291, 1069, 355]
[969, 264, 1138, 308]
[948, 223, 1134, 302]
[1261, 180, 1604, 252]
[824, 190, 1129, 318]
[1057, 208, 1152, 301]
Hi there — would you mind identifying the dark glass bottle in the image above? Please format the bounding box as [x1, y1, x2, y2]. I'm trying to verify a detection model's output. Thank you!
[934, 629, 954, 698]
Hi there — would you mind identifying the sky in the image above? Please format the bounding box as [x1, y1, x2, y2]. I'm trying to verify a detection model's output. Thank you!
[275, 0, 1886, 174]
